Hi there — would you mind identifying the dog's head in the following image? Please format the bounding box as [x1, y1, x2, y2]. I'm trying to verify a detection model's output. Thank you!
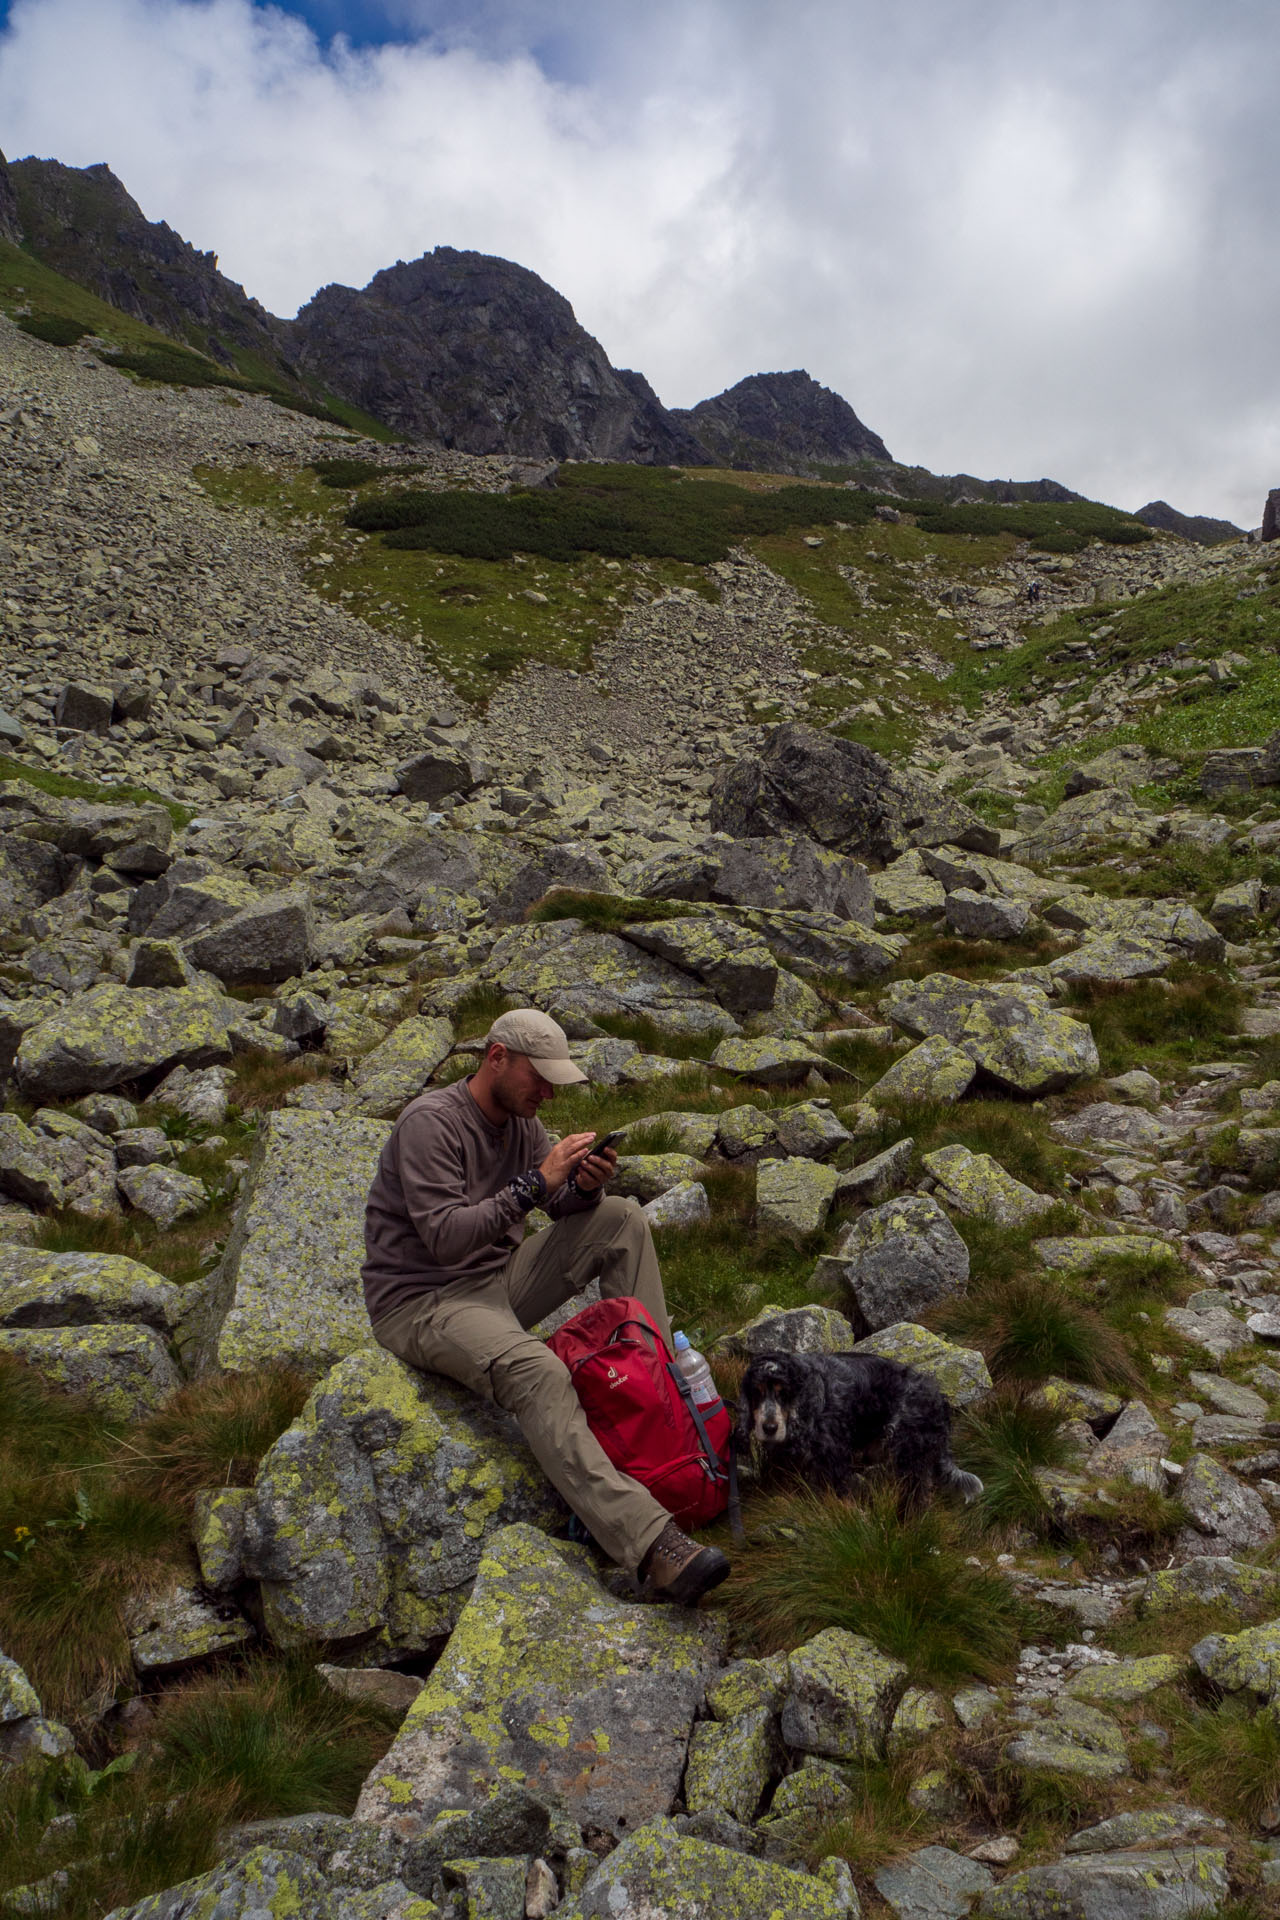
[737, 1351, 812, 1447]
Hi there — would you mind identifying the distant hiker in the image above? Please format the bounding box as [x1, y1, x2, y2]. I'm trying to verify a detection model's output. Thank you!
[361, 1008, 730, 1606]
[1026, 579, 1042, 605]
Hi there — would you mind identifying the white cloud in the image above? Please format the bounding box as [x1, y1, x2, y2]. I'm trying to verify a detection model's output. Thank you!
[0, 0, 1276, 523]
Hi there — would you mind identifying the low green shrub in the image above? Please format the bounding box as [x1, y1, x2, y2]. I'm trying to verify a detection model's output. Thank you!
[525, 887, 676, 931]
[310, 457, 384, 487]
[16, 312, 90, 346]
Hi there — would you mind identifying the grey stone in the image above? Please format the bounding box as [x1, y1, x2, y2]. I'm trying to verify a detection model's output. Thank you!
[781, 1627, 908, 1761]
[0, 1647, 40, 1724]
[98, 1845, 347, 1920]
[117, 1164, 207, 1229]
[773, 1100, 852, 1161]
[195, 1110, 388, 1375]
[1051, 1103, 1172, 1151]
[830, 1196, 969, 1334]
[756, 1157, 841, 1241]
[184, 886, 313, 987]
[0, 1112, 65, 1208]
[922, 1144, 1056, 1227]
[1177, 1451, 1274, 1554]
[1004, 1700, 1129, 1781]
[357, 1526, 723, 1840]
[866, 1034, 977, 1105]
[125, 1584, 254, 1677]
[485, 920, 736, 1041]
[395, 743, 483, 804]
[55, 680, 113, 733]
[683, 1708, 777, 1822]
[1191, 1617, 1280, 1697]
[642, 1180, 711, 1229]
[714, 1303, 859, 1358]
[632, 831, 874, 923]
[1088, 1401, 1166, 1491]
[832, 1138, 915, 1208]
[853, 1324, 992, 1408]
[711, 1035, 832, 1084]
[944, 889, 1030, 941]
[875, 1847, 994, 1920]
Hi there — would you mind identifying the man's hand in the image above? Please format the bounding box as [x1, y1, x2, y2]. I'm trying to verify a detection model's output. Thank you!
[573, 1143, 617, 1193]
[539, 1131, 599, 1191]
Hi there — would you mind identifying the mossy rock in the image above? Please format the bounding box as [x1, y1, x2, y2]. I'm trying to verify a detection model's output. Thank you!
[15, 981, 233, 1101]
[0, 1321, 180, 1420]
[557, 1814, 855, 1919]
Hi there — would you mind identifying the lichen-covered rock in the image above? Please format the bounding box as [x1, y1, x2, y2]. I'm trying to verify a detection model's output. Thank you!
[612, 1153, 708, 1203]
[1177, 1451, 1275, 1554]
[978, 1847, 1228, 1919]
[1047, 935, 1173, 987]
[1191, 1617, 1280, 1697]
[193, 1485, 255, 1592]
[195, 1110, 388, 1376]
[710, 1036, 833, 1085]
[922, 1145, 1056, 1227]
[754, 1765, 858, 1862]
[0, 1322, 180, 1419]
[1139, 1554, 1278, 1617]
[0, 1248, 182, 1333]
[15, 982, 234, 1102]
[865, 1034, 977, 1106]
[853, 1324, 992, 1409]
[683, 1708, 776, 1821]
[705, 1654, 789, 1723]
[1051, 1102, 1172, 1152]
[557, 1815, 855, 1920]
[1034, 1234, 1171, 1273]
[642, 1181, 711, 1229]
[126, 1584, 255, 1677]
[1065, 1655, 1182, 1703]
[357, 1525, 723, 1841]
[883, 974, 1098, 1095]
[244, 1352, 566, 1649]
[713, 1303, 858, 1358]
[347, 1017, 455, 1119]
[1004, 1699, 1129, 1780]
[631, 831, 874, 924]
[829, 1196, 969, 1334]
[117, 1163, 208, 1229]
[0, 1112, 65, 1209]
[183, 887, 313, 987]
[772, 1100, 852, 1161]
[887, 1687, 948, 1751]
[781, 1628, 908, 1762]
[1064, 1805, 1223, 1853]
[1016, 787, 1163, 863]
[98, 1844, 424, 1920]
[0, 1646, 40, 1724]
[832, 1138, 914, 1208]
[1087, 1400, 1166, 1491]
[755, 1157, 841, 1241]
[619, 915, 787, 1016]
[483, 921, 736, 1041]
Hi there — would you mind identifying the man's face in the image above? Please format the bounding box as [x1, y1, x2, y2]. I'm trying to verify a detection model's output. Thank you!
[489, 1046, 556, 1119]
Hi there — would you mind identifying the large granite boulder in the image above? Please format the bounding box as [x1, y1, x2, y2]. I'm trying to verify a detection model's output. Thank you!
[98, 1846, 371, 1920]
[482, 920, 737, 1040]
[883, 973, 1099, 1094]
[183, 886, 313, 986]
[15, 983, 233, 1101]
[631, 831, 874, 924]
[853, 1324, 992, 1408]
[1016, 788, 1164, 864]
[781, 1627, 908, 1761]
[619, 915, 796, 1017]
[922, 1145, 1057, 1227]
[356, 1523, 723, 1841]
[194, 1110, 388, 1375]
[710, 724, 1000, 861]
[241, 1351, 565, 1649]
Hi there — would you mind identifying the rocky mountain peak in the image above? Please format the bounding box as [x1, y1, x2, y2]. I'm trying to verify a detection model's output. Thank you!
[289, 246, 708, 463]
[1136, 499, 1242, 547]
[0, 147, 22, 245]
[8, 153, 289, 372]
[673, 366, 892, 471]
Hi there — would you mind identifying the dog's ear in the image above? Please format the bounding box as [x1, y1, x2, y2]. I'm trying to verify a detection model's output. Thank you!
[796, 1363, 828, 1417]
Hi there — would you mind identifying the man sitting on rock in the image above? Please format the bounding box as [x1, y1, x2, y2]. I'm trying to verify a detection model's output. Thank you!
[362, 1007, 730, 1606]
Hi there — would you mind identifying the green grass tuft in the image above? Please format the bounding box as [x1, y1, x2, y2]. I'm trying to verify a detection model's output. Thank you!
[1171, 1696, 1280, 1827]
[955, 1388, 1073, 1531]
[937, 1273, 1139, 1390]
[0, 754, 194, 829]
[725, 1486, 1035, 1686]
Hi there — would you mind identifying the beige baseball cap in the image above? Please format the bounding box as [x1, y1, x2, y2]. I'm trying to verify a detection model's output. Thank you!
[485, 1008, 588, 1084]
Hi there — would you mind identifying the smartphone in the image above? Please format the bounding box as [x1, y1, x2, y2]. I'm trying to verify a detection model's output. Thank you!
[589, 1129, 625, 1157]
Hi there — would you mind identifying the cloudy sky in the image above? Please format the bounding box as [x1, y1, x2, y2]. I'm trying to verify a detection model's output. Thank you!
[1, 0, 1276, 524]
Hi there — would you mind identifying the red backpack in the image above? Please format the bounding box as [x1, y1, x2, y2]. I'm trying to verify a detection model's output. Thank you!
[547, 1297, 733, 1531]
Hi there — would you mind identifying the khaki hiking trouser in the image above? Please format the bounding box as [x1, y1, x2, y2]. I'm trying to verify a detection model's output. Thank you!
[370, 1194, 674, 1575]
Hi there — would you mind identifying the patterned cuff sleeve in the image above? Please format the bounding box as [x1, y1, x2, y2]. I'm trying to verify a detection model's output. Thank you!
[508, 1168, 549, 1214]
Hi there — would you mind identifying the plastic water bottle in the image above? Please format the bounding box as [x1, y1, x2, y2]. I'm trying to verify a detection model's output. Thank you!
[672, 1332, 723, 1413]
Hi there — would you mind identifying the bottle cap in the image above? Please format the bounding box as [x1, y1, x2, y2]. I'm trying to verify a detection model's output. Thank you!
[672, 1331, 690, 1350]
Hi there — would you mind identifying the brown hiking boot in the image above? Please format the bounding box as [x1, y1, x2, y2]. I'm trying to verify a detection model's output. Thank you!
[640, 1521, 730, 1605]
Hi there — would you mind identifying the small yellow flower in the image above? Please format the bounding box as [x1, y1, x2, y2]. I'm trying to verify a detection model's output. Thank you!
[13, 1526, 31, 1540]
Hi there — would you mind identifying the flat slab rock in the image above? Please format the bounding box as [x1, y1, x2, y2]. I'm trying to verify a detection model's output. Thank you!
[875, 1845, 994, 1920]
[356, 1523, 724, 1842]
[195, 1109, 389, 1375]
[0, 1247, 182, 1333]
[978, 1846, 1229, 1918]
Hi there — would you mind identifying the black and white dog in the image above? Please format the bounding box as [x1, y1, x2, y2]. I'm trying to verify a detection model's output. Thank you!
[736, 1350, 984, 1507]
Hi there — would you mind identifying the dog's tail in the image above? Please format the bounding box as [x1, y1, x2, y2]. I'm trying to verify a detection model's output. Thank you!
[945, 1465, 984, 1504]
